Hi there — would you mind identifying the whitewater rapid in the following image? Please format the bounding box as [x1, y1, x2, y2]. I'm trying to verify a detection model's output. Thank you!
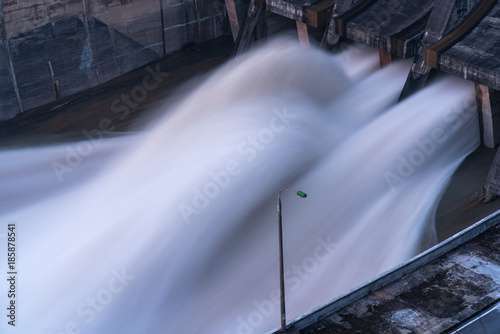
[0, 39, 479, 334]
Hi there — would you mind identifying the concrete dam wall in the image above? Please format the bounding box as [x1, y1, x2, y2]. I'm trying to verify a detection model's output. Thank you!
[0, 0, 232, 121]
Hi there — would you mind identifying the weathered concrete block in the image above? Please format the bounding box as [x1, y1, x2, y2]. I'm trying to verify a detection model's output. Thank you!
[163, 24, 188, 54]
[161, 0, 231, 54]
[188, 16, 217, 42]
[6, 15, 159, 111]
[8, 23, 60, 110]
[0, 0, 233, 119]
[8, 16, 92, 106]
[444, 0, 481, 34]
[168, 0, 186, 6]
[0, 40, 21, 121]
[215, 13, 229, 36]
[163, 2, 189, 28]
[2, 0, 83, 38]
[91, 0, 164, 54]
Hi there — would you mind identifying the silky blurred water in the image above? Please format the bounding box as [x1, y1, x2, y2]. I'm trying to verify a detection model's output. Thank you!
[0, 39, 480, 334]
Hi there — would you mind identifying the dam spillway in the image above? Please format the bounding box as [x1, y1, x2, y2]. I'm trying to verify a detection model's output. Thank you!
[3, 0, 500, 332]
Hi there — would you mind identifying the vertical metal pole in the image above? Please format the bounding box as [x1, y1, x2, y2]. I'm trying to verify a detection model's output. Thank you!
[276, 188, 306, 332]
[277, 193, 286, 333]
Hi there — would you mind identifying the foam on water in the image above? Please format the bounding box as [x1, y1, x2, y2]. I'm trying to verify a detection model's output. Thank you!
[0, 39, 480, 334]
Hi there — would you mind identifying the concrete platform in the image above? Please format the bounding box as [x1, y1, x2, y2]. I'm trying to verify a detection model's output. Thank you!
[263, 0, 335, 27]
[331, 0, 435, 58]
[426, 0, 500, 90]
[423, 0, 500, 150]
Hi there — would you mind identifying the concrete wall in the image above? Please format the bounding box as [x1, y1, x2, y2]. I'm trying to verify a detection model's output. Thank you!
[444, 0, 481, 34]
[163, 0, 231, 53]
[0, 0, 231, 121]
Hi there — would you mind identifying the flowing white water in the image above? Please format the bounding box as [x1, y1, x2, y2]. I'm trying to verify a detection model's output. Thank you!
[0, 39, 480, 334]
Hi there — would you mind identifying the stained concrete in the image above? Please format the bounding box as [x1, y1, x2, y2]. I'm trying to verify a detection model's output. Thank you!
[434, 0, 500, 91]
[0, 0, 229, 121]
[7, 17, 160, 112]
[265, 0, 333, 27]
